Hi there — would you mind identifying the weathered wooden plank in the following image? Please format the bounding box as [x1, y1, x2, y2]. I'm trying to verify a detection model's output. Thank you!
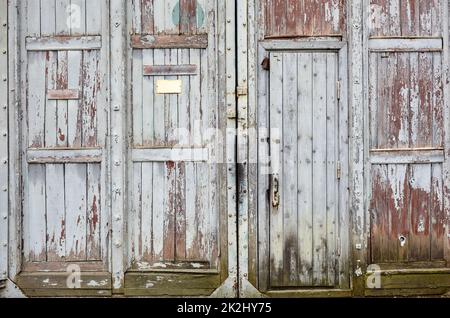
[27, 148, 103, 164]
[143, 64, 197, 76]
[65, 164, 87, 261]
[165, 49, 179, 144]
[26, 165, 47, 262]
[430, 163, 444, 260]
[408, 164, 431, 261]
[153, 49, 165, 145]
[368, 53, 378, 149]
[26, 36, 102, 51]
[131, 35, 208, 49]
[40, 0, 56, 36]
[370, 149, 445, 164]
[152, 162, 165, 261]
[47, 89, 80, 100]
[27, 0, 41, 37]
[45, 164, 66, 262]
[141, 162, 153, 262]
[261, 40, 346, 51]
[56, 0, 71, 35]
[397, 52, 410, 148]
[86, 0, 102, 35]
[27, 55, 46, 147]
[312, 53, 329, 286]
[140, 0, 153, 34]
[17, 272, 112, 290]
[175, 162, 186, 260]
[326, 52, 338, 286]
[180, 0, 197, 34]
[45, 51, 58, 148]
[87, 164, 101, 260]
[56, 51, 69, 148]
[269, 52, 283, 287]
[417, 52, 433, 147]
[67, 51, 83, 148]
[370, 165, 388, 263]
[281, 52, 298, 286]
[163, 162, 176, 261]
[297, 52, 313, 286]
[368, 38, 443, 52]
[432, 52, 444, 148]
[129, 163, 142, 264]
[132, 148, 208, 162]
[82, 50, 99, 147]
[70, 0, 86, 35]
[132, 49, 143, 146]
[142, 49, 154, 145]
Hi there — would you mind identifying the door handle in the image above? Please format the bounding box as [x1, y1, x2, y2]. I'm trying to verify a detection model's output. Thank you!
[271, 174, 280, 208]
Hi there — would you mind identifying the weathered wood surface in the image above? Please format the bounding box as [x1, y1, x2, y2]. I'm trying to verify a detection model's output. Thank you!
[0, 0, 8, 284]
[21, 0, 109, 272]
[369, 0, 443, 37]
[264, 0, 346, 37]
[268, 51, 341, 288]
[369, 47, 446, 264]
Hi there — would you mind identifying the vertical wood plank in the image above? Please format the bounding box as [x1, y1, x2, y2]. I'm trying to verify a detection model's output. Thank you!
[368, 53, 378, 148]
[409, 52, 419, 147]
[269, 52, 283, 286]
[152, 162, 165, 261]
[70, 0, 86, 35]
[163, 162, 176, 261]
[175, 162, 186, 260]
[312, 53, 329, 285]
[141, 162, 153, 261]
[56, 0, 71, 35]
[281, 52, 298, 286]
[430, 163, 444, 260]
[81, 50, 99, 147]
[46, 164, 66, 262]
[417, 52, 433, 147]
[141, 0, 153, 34]
[180, 0, 196, 34]
[130, 163, 142, 264]
[86, 164, 101, 260]
[326, 52, 337, 286]
[132, 49, 143, 146]
[408, 164, 432, 261]
[57, 51, 69, 148]
[45, 51, 58, 148]
[65, 164, 87, 261]
[40, 0, 56, 36]
[297, 52, 313, 286]
[27, 0, 41, 36]
[28, 52, 46, 148]
[67, 51, 83, 147]
[142, 50, 154, 145]
[86, 0, 102, 35]
[153, 0, 166, 34]
[153, 49, 165, 145]
[185, 163, 198, 259]
[370, 165, 388, 263]
[397, 52, 410, 148]
[27, 165, 47, 262]
[401, 0, 418, 36]
[432, 53, 443, 148]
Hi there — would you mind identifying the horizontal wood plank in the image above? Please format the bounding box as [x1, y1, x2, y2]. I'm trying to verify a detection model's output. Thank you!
[368, 38, 443, 52]
[132, 148, 208, 162]
[131, 34, 208, 49]
[16, 272, 112, 290]
[124, 272, 220, 296]
[47, 89, 80, 100]
[143, 64, 198, 76]
[261, 40, 346, 51]
[370, 149, 444, 164]
[27, 148, 103, 164]
[26, 36, 102, 51]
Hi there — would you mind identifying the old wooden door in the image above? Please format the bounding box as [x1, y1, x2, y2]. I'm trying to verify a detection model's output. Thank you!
[18, 0, 111, 295]
[368, 0, 450, 269]
[254, 1, 350, 293]
[125, 0, 227, 296]
[264, 47, 348, 289]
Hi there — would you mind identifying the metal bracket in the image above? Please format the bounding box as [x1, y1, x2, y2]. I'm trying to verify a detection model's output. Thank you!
[236, 86, 248, 97]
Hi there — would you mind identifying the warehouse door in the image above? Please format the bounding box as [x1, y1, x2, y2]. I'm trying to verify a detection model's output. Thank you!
[264, 47, 349, 289]
[124, 0, 225, 296]
[18, 0, 112, 296]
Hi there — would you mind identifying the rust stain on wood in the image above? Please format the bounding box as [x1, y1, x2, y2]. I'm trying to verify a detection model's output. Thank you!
[47, 89, 80, 100]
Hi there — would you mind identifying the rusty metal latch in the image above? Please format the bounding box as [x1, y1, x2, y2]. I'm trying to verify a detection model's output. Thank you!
[271, 174, 280, 208]
[337, 81, 341, 101]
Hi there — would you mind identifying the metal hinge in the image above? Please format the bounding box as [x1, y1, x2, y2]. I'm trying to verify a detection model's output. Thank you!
[336, 161, 342, 180]
[337, 80, 341, 101]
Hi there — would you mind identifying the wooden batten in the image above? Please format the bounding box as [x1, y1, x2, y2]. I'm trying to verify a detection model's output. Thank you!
[131, 34, 208, 49]
[47, 89, 80, 100]
[26, 36, 102, 51]
[143, 64, 198, 76]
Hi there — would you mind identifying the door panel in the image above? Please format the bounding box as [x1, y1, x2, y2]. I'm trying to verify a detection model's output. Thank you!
[369, 50, 447, 265]
[20, 0, 110, 277]
[269, 51, 342, 288]
[125, 0, 223, 296]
